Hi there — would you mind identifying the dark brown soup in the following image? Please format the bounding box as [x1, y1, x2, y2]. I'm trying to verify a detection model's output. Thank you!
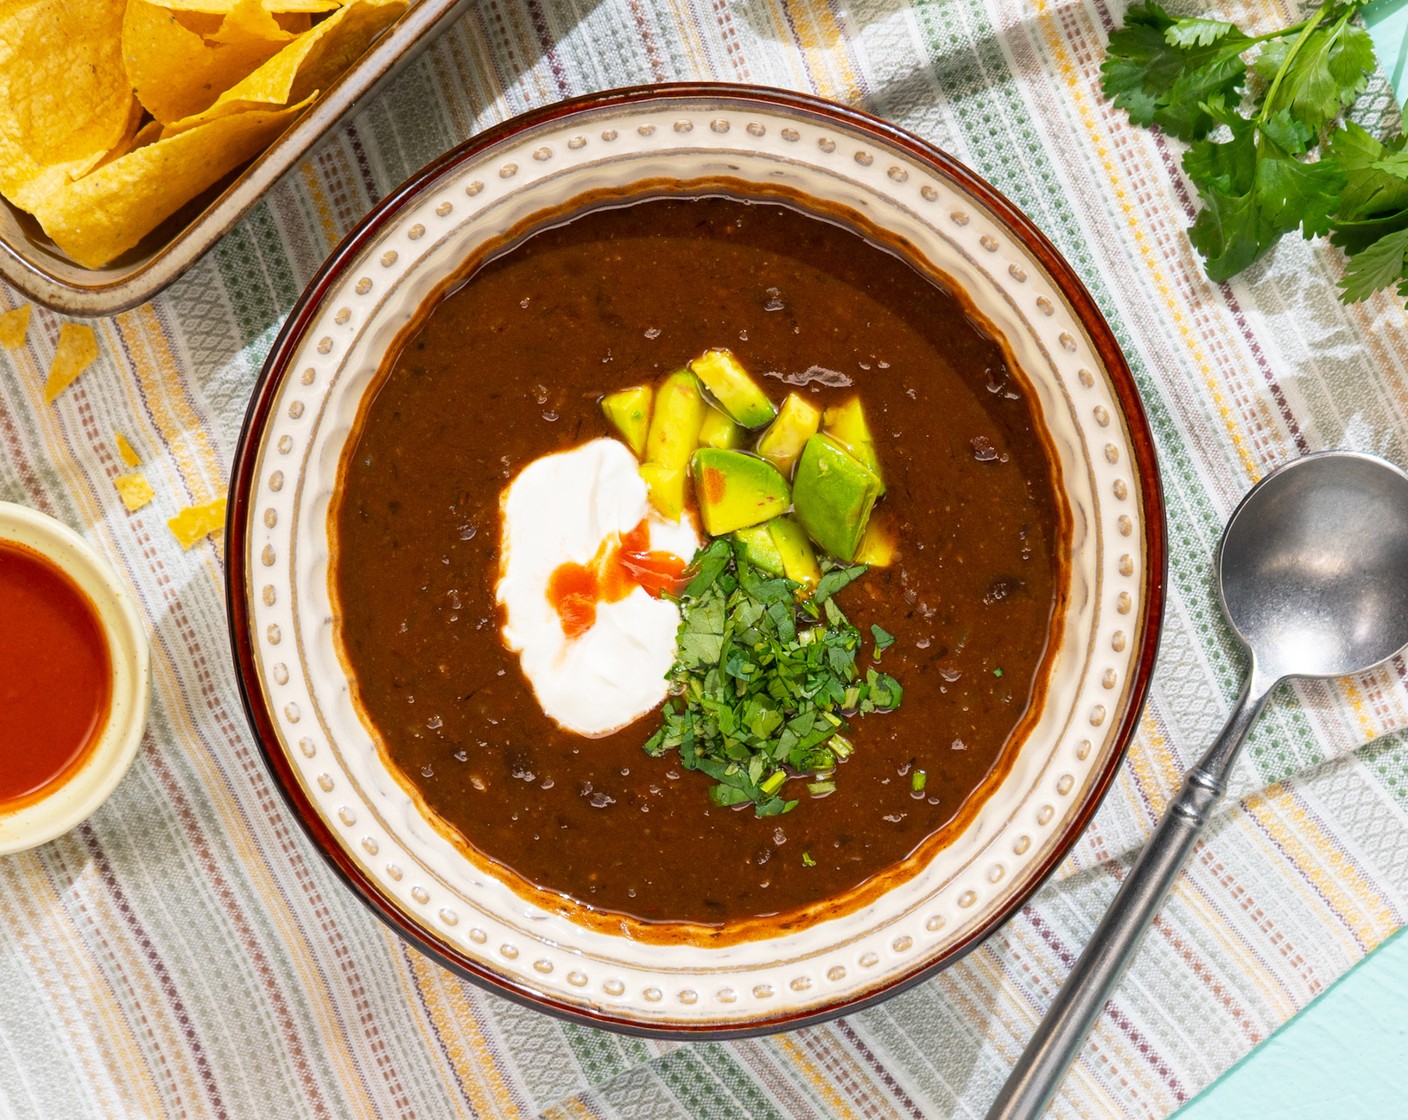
[332, 189, 1066, 942]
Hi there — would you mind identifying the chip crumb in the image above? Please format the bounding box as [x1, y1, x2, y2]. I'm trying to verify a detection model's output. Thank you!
[116, 432, 141, 467]
[114, 473, 155, 512]
[168, 497, 227, 549]
[45, 323, 99, 403]
[0, 305, 31, 350]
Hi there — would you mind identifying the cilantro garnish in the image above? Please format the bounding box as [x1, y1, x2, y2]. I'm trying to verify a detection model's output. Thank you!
[871, 624, 895, 659]
[642, 539, 903, 816]
[1102, 1, 1408, 304]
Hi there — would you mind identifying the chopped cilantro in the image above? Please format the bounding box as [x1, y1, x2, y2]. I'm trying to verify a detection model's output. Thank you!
[802, 850, 817, 868]
[871, 624, 895, 659]
[993, 666, 1004, 678]
[643, 539, 902, 816]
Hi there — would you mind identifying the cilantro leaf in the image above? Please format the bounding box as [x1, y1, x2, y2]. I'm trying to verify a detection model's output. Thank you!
[1338, 227, 1408, 303]
[1254, 14, 1374, 134]
[1184, 109, 1344, 280]
[871, 624, 895, 658]
[1163, 16, 1238, 48]
[1100, 3, 1252, 141]
[813, 562, 868, 605]
[1327, 124, 1408, 257]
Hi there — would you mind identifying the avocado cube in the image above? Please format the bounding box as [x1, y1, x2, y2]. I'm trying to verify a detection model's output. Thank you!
[756, 392, 821, 477]
[689, 349, 777, 428]
[698, 405, 745, 450]
[601, 385, 652, 458]
[792, 434, 882, 561]
[767, 516, 821, 586]
[639, 462, 688, 521]
[822, 397, 884, 492]
[733, 523, 784, 575]
[690, 449, 791, 536]
[645, 370, 705, 471]
[854, 517, 897, 566]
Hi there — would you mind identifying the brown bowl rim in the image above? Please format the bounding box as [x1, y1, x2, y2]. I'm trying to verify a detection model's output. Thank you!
[225, 81, 1167, 1039]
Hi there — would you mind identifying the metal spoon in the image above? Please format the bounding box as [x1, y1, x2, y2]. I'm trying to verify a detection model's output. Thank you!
[987, 449, 1408, 1120]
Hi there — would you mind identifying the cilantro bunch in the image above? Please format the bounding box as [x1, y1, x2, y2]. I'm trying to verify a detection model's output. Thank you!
[643, 538, 902, 817]
[1102, 1, 1408, 303]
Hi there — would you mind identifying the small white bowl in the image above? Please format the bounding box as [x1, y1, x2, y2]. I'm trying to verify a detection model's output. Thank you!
[0, 503, 150, 854]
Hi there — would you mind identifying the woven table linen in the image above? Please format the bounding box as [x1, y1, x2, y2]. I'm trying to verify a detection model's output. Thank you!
[2, 0, 1407, 1116]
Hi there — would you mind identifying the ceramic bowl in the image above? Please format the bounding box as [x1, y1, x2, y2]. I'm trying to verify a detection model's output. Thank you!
[0, 503, 150, 854]
[227, 84, 1165, 1035]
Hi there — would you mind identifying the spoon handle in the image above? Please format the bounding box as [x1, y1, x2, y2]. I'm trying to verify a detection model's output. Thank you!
[984, 676, 1272, 1120]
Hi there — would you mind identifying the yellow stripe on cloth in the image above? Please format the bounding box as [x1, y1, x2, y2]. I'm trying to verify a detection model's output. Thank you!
[1029, 0, 1263, 482]
[1244, 783, 1395, 954]
[301, 161, 344, 250]
[0, 855, 167, 1118]
[402, 948, 527, 1117]
[112, 307, 223, 507]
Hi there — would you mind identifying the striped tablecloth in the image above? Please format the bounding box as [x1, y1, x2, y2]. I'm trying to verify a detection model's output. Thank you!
[3, 1, 1407, 1116]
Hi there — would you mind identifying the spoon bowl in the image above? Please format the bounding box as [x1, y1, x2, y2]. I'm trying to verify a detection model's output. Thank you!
[1219, 450, 1408, 683]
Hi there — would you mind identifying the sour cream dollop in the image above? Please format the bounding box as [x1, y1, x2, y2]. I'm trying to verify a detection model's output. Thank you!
[496, 438, 699, 736]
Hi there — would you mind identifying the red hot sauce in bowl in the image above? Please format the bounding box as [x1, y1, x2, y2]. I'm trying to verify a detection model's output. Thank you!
[0, 540, 113, 812]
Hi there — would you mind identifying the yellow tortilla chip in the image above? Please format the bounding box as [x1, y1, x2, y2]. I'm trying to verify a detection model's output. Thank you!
[114, 473, 156, 512]
[0, 0, 134, 208]
[168, 497, 228, 548]
[116, 432, 142, 467]
[212, 0, 309, 45]
[0, 305, 31, 350]
[45, 323, 99, 403]
[153, 1, 344, 13]
[164, 0, 405, 134]
[29, 98, 312, 269]
[123, 0, 299, 124]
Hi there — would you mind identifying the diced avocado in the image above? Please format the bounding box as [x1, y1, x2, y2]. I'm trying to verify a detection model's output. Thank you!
[698, 405, 745, 450]
[822, 397, 884, 492]
[639, 462, 688, 521]
[792, 434, 882, 561]
[756, 392, 821, 477]
[689, 349, 778, 428]
[855, 517, 897, 566]
[733, 523, 784, 575]
[601, 385, 652, 458]
[645, 370, 705, 470]
[768, 516, 821, 586]
[690, 449, 791, 536]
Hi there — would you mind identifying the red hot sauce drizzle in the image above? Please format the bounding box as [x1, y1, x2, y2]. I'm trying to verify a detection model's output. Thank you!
[545, 519, 688, 640]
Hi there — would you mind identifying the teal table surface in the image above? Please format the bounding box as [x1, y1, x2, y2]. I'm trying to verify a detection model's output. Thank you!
[1171, 6, 1407, 1117]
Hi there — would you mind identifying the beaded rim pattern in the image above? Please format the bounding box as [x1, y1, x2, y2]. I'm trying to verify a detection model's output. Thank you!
[227, 85, 1164, 1037]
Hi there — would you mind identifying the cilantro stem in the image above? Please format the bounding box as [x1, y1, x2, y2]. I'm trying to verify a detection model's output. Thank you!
[1257, 0, 1336, 123]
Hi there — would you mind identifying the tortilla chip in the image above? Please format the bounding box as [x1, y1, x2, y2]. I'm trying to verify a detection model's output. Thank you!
[153, 1, 344, 13]
[0, 0, 134, 208]
[164, 0, 405, 134]
[116, 432, 142, 467]
[29, 98, 312, 269]
[45, 323, 99, 403]
[124, 0, 298, 124]
[0, 305, 31, 350]
[168, 497, 227, 548]
[212, 0, 308, 46]
[115, 473, 156, 512]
